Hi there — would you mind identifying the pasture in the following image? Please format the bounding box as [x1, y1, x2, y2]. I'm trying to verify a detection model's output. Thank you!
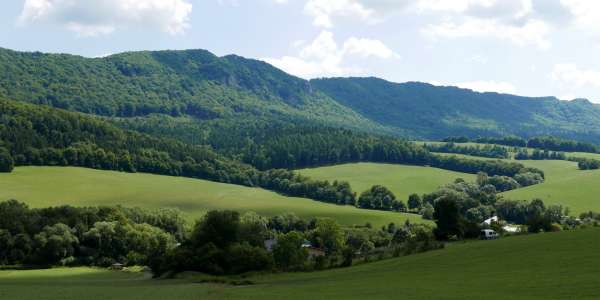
[298, 162, 476, 201]
[0, 166, 425, 227]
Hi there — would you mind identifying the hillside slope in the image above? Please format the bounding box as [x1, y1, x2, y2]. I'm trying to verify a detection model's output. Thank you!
[0, 47, 387, 142]
[312, 77, 600, 143]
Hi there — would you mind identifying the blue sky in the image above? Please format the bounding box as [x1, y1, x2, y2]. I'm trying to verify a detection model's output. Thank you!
[2, 0, 600, 102]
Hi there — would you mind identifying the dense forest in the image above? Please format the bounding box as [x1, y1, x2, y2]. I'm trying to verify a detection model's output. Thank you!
[445, 136, 600, 154]
[312, 77, 600, 143]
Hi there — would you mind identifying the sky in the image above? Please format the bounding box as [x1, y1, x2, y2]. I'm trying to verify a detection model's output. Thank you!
[2, 0, 600, 102]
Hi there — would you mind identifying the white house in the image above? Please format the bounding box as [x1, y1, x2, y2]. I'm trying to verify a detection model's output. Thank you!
[481, 216, 499, 226]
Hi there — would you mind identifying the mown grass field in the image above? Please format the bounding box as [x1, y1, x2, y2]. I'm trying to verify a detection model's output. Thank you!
[298, 162, 476, 201]
[2, 228, 599, 300]
[0, 166, 425, 227]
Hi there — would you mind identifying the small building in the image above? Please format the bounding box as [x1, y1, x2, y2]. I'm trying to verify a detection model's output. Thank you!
[481, 216, 499, 226]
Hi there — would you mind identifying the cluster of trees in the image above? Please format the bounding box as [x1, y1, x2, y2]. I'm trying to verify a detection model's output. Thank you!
[429, 154, 544, 179]
[407, 175, 561, 239]
[0, 200, 184, 266]
[445, 136, 599, 154]
[357, 186, 406, 211]
[424, 142, 509, 159]
[0, 201, 443, 275]
[152, 210, 442, 275]
[495, 199, 564, 233]
[569, 157, 600, 170]
[514, 149, 566, 160]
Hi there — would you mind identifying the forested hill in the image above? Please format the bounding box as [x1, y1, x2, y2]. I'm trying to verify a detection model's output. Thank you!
[3, 47, 600, 145]
[0, 47, 387, 138]
[311, 77, 600, 143]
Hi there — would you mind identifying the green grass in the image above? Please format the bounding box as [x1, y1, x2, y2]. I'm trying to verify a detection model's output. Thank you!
[0, 166, 426, 227]
[298, 162, 476, 201]
[2, 228, 599, 299]
[502, 160, 600, 215]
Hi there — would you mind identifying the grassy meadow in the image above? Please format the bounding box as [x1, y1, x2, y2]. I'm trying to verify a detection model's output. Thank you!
[0, 166, 426, 227]
[502, 160, 600, 214]
[2, 228, 599, 300]
[298, 162, 476, 201]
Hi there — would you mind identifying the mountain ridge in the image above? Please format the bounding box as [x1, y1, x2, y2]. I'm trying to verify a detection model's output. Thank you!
[2, 47, 600, 144]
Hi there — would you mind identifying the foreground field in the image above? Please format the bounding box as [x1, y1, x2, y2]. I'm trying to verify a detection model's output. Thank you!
[2, 228, 599, 300]
[0, 166, 425, 227]
[298, 162, 475, 201]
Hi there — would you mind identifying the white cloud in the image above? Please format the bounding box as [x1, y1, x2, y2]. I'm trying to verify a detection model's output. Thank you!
[18, 0, 193, 37]
[343, 37, 400, 59]
[303, 0, 412, 28]
[456, 80, 517, 93]
[304, 0, 372, 28]
[422, 18, 550, 49]
[263, 30, 398, 79]
[550, 63, 600, 102]
[560, 0, 600, 33]
[431, 80, 517, 94]
[551, 64, 600, 88]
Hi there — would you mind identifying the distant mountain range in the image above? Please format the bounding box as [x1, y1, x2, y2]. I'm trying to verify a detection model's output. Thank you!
[1, 47, 600, 144]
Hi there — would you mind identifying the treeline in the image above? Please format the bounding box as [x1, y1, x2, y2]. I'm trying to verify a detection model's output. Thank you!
[0, 201, 442, 275]
[0, 200, 185, 266]
[514, 149, 566, 160]
[444, 136, 599, 153]
[424, 142, 509, 159]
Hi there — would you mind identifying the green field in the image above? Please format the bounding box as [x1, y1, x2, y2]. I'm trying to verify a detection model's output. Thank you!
[502, 160, 600, 214]
[0, 166, 425, 227]
[298, 162, 476, 201]
[2, 228, 599, 300]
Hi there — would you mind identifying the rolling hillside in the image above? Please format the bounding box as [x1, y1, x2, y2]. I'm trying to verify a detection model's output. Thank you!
[2, 228, 598, 299]
[3, 47, 600, 146]
[298, 162, 476, 200]
[312, 77, 600, 143]
[0, 166, 425, 227]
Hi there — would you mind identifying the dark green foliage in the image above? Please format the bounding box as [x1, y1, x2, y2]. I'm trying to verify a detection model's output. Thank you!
[312, 78, 600, 143]
[358, 186, 398, 211]
[514, 172, 545, 187]
[569, 157, 600, 170]
[0, 200, 177, 266]
[494, 199, 564, 232]
[310, 218, 345, 255]
[191, 211, 241, 249]
[514, 149, 566, 160]
[527, 136, 599, 153]
[0, 147, 13, 172]
[433, 197, 463, 240]
[273, 231, 309, 271]
[408, 194, 422, 210]
[425, 142, 509, 159]
[474, 136, 527, 147]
